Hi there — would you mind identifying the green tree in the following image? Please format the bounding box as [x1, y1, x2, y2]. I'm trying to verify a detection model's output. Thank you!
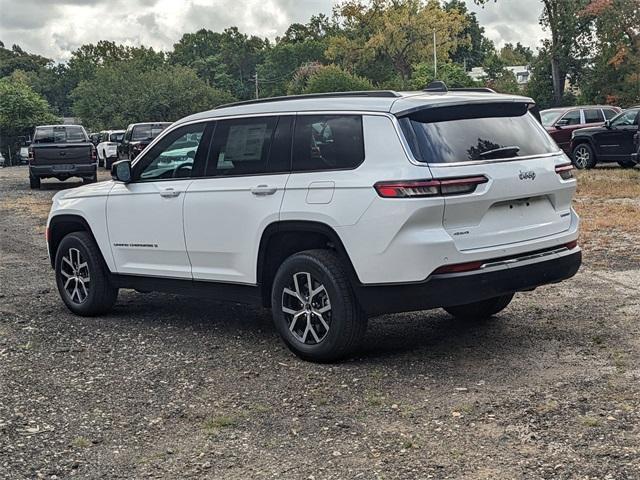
[410, 62, 476, 89]
[0, 76, 58, 159]
[71, 62, 235, 131]
[500, 42, 534, 65]
[0, 42, 51, 77]
[444, 0, 494, 69]
[329, 0, 468, 86]
[288, 64, 373, 94]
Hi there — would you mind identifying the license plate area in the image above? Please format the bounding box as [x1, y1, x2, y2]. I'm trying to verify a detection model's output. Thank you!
[52, 164, 74, 172]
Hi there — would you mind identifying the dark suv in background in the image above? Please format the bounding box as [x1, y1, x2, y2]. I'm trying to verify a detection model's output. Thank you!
[571, 107, 639, 169]
[541, 106, 621, 154]
[118, 122, 171, 161]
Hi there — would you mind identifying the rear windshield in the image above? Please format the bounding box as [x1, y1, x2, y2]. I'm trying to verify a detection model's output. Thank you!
[132, 124, 169, 141]
[34, 126, 87, 144]
[110, 132, 124, 142]
[400, 103, 558, 164]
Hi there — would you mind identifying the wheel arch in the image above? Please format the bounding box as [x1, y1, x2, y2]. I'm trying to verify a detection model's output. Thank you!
[48, 214, 107, 270]
[256, 221, 360, 307]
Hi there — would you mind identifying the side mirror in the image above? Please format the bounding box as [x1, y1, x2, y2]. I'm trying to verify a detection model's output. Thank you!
[555, 119, 568, 129]
[604, 120, 612, 129]
[111, 160, 132, 183]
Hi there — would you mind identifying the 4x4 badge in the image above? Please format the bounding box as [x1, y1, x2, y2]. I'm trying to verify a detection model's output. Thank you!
[519, 170, 536, 180]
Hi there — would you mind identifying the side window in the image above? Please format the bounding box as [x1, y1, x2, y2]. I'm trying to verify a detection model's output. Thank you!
[560, 110, 581, 126]
[205, 116, 278, 177]
[612, 110, 639, 127]
[292, 115, 364, 172]
[134, 123, 207, 181]
[584, 109, 603, 124]
[603, 109, 618, 120]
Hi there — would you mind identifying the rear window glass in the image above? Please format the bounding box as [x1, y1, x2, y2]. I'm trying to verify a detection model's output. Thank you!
[110, 132, 124, 142]
[34, 126, 87, 144]
[401, 104, 558, 164]
[292, 115, 364, 171]
[132, 124, 169, 141]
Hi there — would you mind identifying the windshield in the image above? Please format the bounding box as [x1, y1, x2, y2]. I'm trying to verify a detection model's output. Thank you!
[401, 104, 558, 164]
[132, 124, 169, 141]
[34, 126, 87, 144]
[110, 132, 124, 142]
[540, 110, 562, 127]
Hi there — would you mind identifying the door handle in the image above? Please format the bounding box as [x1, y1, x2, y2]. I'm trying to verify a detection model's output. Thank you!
[251, 185, 277, 196]
[159, 187, 180, 198]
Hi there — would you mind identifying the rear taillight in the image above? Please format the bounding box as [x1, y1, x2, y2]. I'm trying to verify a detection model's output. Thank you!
[565, 240, 578, 250]
[374, 176, 488, 198]
[555, 163, 574, 180]
[133, 144, 144, 151]
[28, 147, 34, 162]
[91, 147, 97, 161]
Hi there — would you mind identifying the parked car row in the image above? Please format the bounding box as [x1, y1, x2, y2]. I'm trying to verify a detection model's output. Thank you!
[25, 121, 171, 189]
[541, 105, 640, 169]
[90, 122, 171, 168]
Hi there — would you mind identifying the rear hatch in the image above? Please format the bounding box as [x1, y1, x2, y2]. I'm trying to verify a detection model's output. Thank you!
[31, 126, 93, 166]
[399, 101, 574, 251]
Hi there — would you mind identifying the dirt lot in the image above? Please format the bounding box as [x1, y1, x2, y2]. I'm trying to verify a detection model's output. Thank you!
[1, 165, 639, 479]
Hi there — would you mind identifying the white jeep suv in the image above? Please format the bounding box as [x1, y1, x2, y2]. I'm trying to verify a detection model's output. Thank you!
[46, 87, 581, 362]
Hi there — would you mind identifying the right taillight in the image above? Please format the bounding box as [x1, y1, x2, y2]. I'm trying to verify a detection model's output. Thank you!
[28, 147, 34, 162]
[374, 176, 488, 198]
[555, 163, 574, 180]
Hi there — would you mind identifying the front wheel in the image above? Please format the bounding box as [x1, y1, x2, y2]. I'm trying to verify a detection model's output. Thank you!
[271, 250, 367, 362]
[444, 293, 514, 320]
[83, 173, 97, 184]
[572, 143, 597, 169]
[55, 231, 118, 316]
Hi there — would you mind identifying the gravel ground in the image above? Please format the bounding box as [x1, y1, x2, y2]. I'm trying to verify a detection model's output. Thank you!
[1, 166, 639, 479]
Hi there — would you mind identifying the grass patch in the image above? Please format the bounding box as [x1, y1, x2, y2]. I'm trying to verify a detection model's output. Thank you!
[71, 436, 91, 448]
[203, 415, 238, 434]
[580, 416, 601, 428]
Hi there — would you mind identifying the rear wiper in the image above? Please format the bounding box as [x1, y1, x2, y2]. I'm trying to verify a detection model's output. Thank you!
[479, 146, 520, 159]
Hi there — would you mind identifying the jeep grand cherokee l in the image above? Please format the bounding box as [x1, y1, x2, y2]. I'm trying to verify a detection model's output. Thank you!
[46, 88, 581, 362]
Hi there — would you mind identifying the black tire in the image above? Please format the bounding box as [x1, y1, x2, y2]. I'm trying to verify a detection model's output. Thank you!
[55, 231, 118, 316]
[271, 249, 367, 362]
[572, 143, 597, 169]
[444, 293, 514, 320]
[29, 175, 41, 189]
[617, 160, 636, 169]
[105, 158, 112, 170]
[83, 173, 97, 184]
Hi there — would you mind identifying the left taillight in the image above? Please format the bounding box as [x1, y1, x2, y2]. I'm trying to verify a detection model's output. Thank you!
[374, 176, 488, 198]
[91, 146, 97, 161]
[555, 163, 574, 180]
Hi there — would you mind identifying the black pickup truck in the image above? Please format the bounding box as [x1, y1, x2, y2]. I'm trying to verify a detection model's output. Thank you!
[28, 125, 97, 189]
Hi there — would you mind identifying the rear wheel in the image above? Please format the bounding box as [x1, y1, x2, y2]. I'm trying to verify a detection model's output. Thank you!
[271, 249, 367, 362]
[444, 294, 514, 320]
[29, 175, 41, 189]
[55, 231, 118, 316]
[572, 143, 597, 169]
[617, 160, 636, 169]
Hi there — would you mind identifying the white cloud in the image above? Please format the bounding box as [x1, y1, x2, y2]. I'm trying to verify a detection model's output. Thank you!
[0, 0, 548, 62]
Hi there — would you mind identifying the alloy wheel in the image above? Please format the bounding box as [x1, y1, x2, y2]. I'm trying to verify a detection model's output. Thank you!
[60, 247, 90, 304]
[574, 146, 590, 168]
[282, 272, 332, 345]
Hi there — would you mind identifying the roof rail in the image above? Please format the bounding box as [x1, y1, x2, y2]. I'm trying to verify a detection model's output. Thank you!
[216, 90, 402, 109]
[450, 87, 497, 93]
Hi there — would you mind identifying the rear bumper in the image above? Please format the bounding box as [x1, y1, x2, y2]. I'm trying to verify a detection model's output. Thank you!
[30, 163, 97, 178]
[355, 247, 582, 316]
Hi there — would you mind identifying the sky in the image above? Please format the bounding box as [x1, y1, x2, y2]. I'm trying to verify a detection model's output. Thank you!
[0, 0, 546, 63]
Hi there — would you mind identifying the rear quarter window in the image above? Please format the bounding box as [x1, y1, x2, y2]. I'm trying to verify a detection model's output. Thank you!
[399, 104, 558, 164]
[292, 115, 364, 172]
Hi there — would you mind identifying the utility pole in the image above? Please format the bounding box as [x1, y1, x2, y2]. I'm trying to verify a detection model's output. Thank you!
[253, 72, 259, 99]
[433, 30, 437, 79]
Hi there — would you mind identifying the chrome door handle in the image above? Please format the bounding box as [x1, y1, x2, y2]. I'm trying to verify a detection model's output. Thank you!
[251, 185, 277, 196]
[159, 187, 180, 198]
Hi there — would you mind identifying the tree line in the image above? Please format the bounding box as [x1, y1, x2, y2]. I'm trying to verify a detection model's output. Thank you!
[0, 0, 638, 156]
